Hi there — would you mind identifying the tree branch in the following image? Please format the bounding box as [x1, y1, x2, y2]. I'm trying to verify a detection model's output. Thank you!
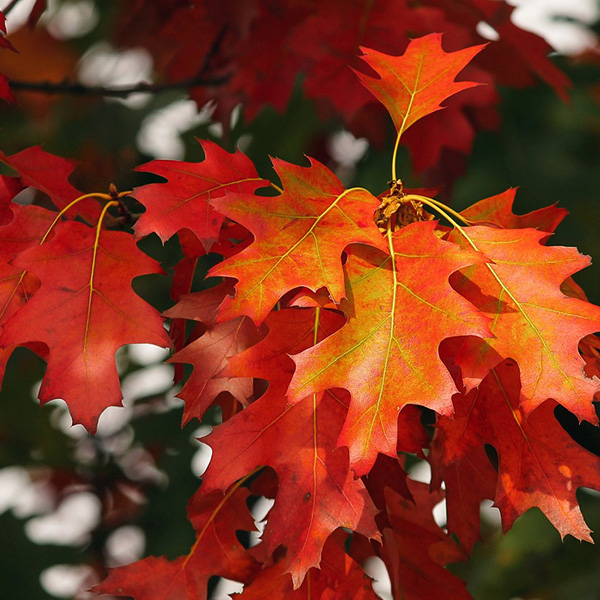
[8, 73, 231, 97]
[2, 0, 21, 17]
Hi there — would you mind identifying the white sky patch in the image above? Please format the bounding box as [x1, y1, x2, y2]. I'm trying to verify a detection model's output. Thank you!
[77, 41, 154, 108]
[191, 425, 213, 477]
[0, 467, 35, 514]
[212, 577, 244, 599]
[127, 343, 171, 366]
[509, 0, 599, 55]
[480, 499, 503, 530]
[407, 459, 431, 484]
[46, 399, 88, 439]
[93, 362, 175, 437]
[433, 498, 447, 529]
[1, 0, 37, 33]
[122, 362, 174, 401]
[40, 564, 95, 599]
[105, 525, 146, 567]
[137, 99, 215, 159]
[248, 496, 274, 547]
[328, 130, 369, 167]
[26, 492, 101, 545]
[476, 21, 500, 41]
[118, 445, 167, 486]
[45, 0, 99, 40]
[363, 556, 392, 600]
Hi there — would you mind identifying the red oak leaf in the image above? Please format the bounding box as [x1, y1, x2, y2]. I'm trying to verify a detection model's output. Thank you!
[0, 204, 53, 328]
[238, 531, 378, 599]
[169, 316, 262, 424]
[470, 0, 571, 100]
[0, 10, 15, 103]
[168, 226, 251, 379]
[0, 220, 171, 432]
[0, 174, 23, 222]
[0, 146, 101, 223]
[426, 0, 570, 99]
[166, 279, 238, 328]
[209, 157, 388, 324]
[364, 454, 413, 509]
[166, 282, 264, 424]
[429, 443, 497, 553]
[460, 188, 567, 232]
[435, 360, 600, 541]
[381, 483, 472, 600]
[0, 203, 56, 261]
[133, 140, 267, 248]
[201, 389, 379, 588]
[356, 34, 485, 136]
[289, 222, 490, 475]
[450, 226, 600, 422]
[0, 204, 55, 385]
[94, 487, 258, 600]
[221, 306, 346, 405]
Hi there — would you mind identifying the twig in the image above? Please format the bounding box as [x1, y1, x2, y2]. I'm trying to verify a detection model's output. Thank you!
[2, 0, 21, 17]
[8, 74, 230, 97]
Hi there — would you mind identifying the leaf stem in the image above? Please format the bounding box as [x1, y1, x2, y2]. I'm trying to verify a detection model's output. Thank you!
[391, 131, 401, 182]
[40, 192, 121, 245]
[409, 194, 472, 225]
[83, 200, 119, 350]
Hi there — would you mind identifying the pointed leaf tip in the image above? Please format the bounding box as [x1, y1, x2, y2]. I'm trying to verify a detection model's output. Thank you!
[356, 33, 486, 135]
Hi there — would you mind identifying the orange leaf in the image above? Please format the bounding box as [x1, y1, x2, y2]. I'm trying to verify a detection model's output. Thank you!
[202, 389, 378, 587]
[381, 483, 472, 600]
[94, 487, 259, 599]
[289, 221, 490, 475]
[356, 34, 485, 136]
[450, 226, 600, 422]
[238, 531, 378, 599]
[209, 157, 388, 324]
[435, 360, 600, 541]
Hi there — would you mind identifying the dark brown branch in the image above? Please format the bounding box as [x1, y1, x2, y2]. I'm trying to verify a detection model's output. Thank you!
[2, 0, 21, 17]
[8, 73, 230, 97]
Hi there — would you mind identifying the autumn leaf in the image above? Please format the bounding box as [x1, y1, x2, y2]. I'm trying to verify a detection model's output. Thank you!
[450, 226, 600, 422]
[209, 156, 388, 324]
[0, 146, 101, 223]
[0, 203, 55, 386]
[0, 174, 24, 222]
[238, 531, 378, 599]
[0, 10, 15, 103]
[0, 220, 171, 432]
[93, 487, 259, 600]
[0, 203, 55, 330]
[289, 221, 490, 475]
[168, 314, 262, 424]
[133, 139, 267, 248]
[201, 389, 379, 587]
[430, 443, 497, 553]
[435, 360, 600, 541]
[381, 483, 472, 600]
[460, 188, 567, 232]
[219, 306, 346, 405]
[356, 34, 485, 137]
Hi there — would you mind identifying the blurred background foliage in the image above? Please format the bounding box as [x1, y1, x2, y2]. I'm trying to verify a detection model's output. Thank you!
[0, 1, 599, 598]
